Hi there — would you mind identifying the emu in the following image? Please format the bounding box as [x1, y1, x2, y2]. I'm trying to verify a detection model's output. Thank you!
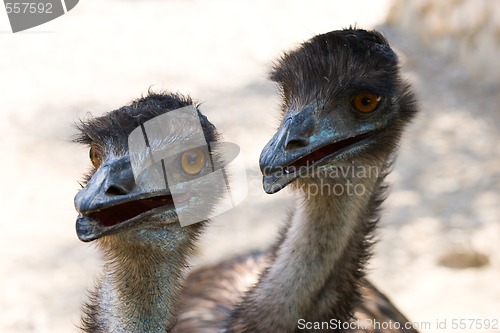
[175, 28, 419, 333]
[74, 92, 221, 333]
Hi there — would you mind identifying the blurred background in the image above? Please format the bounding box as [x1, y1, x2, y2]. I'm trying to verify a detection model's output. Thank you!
[0, 0, 498, 332]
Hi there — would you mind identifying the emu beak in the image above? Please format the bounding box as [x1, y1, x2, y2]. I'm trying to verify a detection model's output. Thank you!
[74, 157, 174, 242]
[259, 105, 378, 194]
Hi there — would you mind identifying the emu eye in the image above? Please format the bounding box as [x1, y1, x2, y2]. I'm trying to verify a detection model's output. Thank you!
[180, 147, 206, 176]
[89, 145, 102, 168]
[352, 93, 381, 113]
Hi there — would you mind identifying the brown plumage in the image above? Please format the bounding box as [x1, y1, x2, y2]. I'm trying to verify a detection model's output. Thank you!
[178, 256, 417, 332]
[174, 253, 268, 333]
[174, 28, 419, 332]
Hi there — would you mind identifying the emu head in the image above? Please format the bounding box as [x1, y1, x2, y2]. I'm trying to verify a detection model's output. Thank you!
[260, 29, 417, 194]
[74, 92, 222, 243]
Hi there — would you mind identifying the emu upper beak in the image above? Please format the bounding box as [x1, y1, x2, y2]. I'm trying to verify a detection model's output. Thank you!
[74, 156, 174, 242]
[259, 105, 377, 194]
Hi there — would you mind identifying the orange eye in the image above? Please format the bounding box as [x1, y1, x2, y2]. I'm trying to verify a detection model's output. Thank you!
[180, 147, 206, 176]
[352, 93, 381, 113]
[89, 145, 102, 168]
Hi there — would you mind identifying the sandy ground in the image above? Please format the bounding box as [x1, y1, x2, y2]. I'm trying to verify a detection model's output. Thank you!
[0, 1, 499, 332]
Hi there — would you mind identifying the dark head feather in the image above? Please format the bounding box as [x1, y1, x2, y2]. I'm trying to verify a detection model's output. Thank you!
[270, 28, 403, 112]
[74, 91, 217, 147]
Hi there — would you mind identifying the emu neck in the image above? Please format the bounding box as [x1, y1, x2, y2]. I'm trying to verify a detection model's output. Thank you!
[87, 229, 197, 333]
[228, 161, 383, 332]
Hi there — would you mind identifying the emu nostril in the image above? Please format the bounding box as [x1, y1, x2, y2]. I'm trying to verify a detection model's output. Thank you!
[105, 184, 130, 196]
[285, 137, 309, 150]
[284, 106, 315, 151]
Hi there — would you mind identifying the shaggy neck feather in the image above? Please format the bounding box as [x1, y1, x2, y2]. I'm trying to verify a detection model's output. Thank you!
[227, 160, 384, 332]
[82, 229, 199, 333]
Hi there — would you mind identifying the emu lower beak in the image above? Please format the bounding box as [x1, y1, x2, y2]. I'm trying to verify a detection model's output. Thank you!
[74, 157, 174, 242]
[259, 106, 377, 194]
